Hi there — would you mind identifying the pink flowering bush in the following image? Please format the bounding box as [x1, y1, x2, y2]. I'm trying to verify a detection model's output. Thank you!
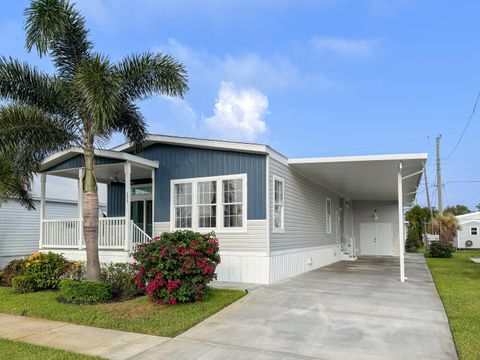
[132, 230, 221, 305]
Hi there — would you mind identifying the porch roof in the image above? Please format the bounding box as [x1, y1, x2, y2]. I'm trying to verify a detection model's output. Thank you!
[288, 153, 428, 205]
[40, 148, 158, 183]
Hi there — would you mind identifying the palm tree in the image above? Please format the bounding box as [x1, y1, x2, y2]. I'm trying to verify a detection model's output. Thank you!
[0, 0, 188, 280]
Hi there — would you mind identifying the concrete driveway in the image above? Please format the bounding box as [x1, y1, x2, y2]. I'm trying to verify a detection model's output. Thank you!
[136, 254, 457, 360]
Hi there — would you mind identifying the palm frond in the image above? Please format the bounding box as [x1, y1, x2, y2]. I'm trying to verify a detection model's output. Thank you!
[117, 52, 189, 101]
[0, 157, 35, 210]
[24, 0, 92, 78]
[110, 102, 147, 153]
[0, 104, 77, 167]
[73, 54, 121, 135]
[0, 56, 70, 116]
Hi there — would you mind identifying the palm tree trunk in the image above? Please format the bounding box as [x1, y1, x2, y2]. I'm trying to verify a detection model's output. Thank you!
[83, 144, 101, 281]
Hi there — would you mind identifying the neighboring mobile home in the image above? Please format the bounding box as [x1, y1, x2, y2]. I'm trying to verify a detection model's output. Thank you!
[38, 134, 427, 284]
[456, 212, 480, 249]
[0, 199, 78, 268]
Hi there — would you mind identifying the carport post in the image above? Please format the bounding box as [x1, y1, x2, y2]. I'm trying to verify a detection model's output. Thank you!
[398, 162, 405, 282]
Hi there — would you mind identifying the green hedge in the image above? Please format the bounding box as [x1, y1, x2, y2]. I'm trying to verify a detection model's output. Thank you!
[426, 241, 455, 258]
[59, 280, 112, 304]
[11, 275, 37, 294]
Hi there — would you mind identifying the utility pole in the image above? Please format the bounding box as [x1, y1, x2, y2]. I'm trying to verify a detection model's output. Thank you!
[423, 164, 434, 233]
[436, 135, 443, 213]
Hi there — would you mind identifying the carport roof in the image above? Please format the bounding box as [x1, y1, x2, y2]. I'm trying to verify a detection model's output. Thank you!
[288, 153, 428, 205]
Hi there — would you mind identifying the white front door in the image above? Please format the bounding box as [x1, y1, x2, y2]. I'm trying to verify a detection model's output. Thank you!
[359, 222, 393, 255]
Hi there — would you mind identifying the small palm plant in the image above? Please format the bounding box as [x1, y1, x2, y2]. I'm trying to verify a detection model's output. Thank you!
[0, 0, 188, 280]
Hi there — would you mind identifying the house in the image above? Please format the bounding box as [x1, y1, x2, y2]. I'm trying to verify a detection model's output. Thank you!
[456, 212, 480, 249]
[0, 198, 104, 269]
[38, 134, 427, 284]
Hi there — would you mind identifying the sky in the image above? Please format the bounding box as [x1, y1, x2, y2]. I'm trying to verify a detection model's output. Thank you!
[1, 0, 479, 209]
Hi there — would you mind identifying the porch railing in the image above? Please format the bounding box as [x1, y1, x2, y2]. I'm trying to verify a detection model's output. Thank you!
[41, 217, 151, 251]
[131, 221, 151, 245]
[42, 218, 82, 248]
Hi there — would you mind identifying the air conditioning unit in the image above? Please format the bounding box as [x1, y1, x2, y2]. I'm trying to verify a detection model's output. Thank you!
[465, 240, 473, 248]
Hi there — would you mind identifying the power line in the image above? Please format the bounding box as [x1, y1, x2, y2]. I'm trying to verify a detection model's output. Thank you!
[444, 89, 480, 160]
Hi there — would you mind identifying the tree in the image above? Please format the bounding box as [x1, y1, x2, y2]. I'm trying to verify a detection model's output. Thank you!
[432, 213, 460, 244]
[405, 206, 431, 247]
[443, 204, 471, 216]
[0, 0, 188, 280]
[476, 204, 480, 212]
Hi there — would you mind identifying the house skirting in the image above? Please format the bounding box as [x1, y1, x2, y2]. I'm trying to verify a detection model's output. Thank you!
[42, 244, 341, 285]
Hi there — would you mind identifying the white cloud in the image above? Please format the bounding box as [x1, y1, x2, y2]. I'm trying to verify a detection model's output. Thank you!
[204, 82, 268, 142]
[157, 39, 340, 94]
[312, 37, 377, 57]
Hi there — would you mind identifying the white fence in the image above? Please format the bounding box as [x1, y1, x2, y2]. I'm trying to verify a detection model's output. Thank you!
[41, 217, 151, 250]
[42, 218, 82, 248]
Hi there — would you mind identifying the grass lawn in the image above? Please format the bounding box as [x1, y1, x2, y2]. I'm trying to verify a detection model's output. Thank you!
[0, 338, 104, 360]
[0, 288, 245, 338]
[426, 250, 480, 360]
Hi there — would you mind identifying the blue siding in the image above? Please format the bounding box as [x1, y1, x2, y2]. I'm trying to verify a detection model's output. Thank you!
[107, 182, 125, 216]
[139, 144, 267, 222]
[105, 144, 267, 221]
[45, 155, 123, 172]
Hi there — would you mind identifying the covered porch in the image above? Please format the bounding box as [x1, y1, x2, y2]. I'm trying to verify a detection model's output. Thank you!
[38, 148, 159, 254]
[289, 153, 428, 282]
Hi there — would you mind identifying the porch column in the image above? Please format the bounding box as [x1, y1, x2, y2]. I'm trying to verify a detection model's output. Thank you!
[124, 162, 131, 251]
[78, 168, 84, 249]
[398, 162, 405, 282]
[39, 173, 46, 249]
[151, 168, 155, 237]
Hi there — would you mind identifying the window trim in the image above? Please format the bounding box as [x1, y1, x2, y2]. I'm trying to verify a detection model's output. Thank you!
[170, 174, 247, 233]
[272, 175, 285, 233]
[172, 182, 193, 230]
[326, 197, 332, 234]
[471, 227, 478, 236]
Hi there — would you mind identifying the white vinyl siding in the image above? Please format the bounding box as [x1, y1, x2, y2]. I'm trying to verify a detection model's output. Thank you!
[155, 219, 267, 253]
[0, 199, 105, 269]
[269, 158, 340, 252]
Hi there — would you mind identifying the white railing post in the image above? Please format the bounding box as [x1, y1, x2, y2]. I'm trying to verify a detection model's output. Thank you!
[124, 163, 131, 251]
[39, 173, 46, 249]
[78, 168, 84, 249]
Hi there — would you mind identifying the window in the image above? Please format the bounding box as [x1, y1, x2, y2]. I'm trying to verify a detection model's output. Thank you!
[326, 197, 332, 234]
[223, 178, 244, 228]
[174, 183, 192, 228]
[171, 174, 246, 231]
[471, 227, 478, 236]
[198, 181, 217, 228]
[131, 186, 152, 196]
[273, 177, 284, 231]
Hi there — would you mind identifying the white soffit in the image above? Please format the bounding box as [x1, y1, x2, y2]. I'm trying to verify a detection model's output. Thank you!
[288, 153, 428, 204]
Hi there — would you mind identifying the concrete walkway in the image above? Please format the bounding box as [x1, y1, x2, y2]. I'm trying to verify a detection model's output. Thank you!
[0, 254, 457, 359]
[135, 254, 457, 360]
[0, 313, 169, 359]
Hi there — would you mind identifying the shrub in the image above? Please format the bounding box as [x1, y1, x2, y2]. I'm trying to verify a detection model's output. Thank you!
[405, 226, 419, 253]
[60, 261, 85, 281]
[101, 263, 143, 300]
[2, 259, 26, 286]
[0, 271, 4, 286]
[133, 230, 221, 304]
[58, 279, 112, 304]
[11, 275, 37, 294]
[24, 252, 70, 290]
[427, 241, 455, 258]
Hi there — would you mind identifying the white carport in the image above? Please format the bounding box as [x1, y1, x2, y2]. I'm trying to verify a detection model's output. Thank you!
[288, 153, 428, 282]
